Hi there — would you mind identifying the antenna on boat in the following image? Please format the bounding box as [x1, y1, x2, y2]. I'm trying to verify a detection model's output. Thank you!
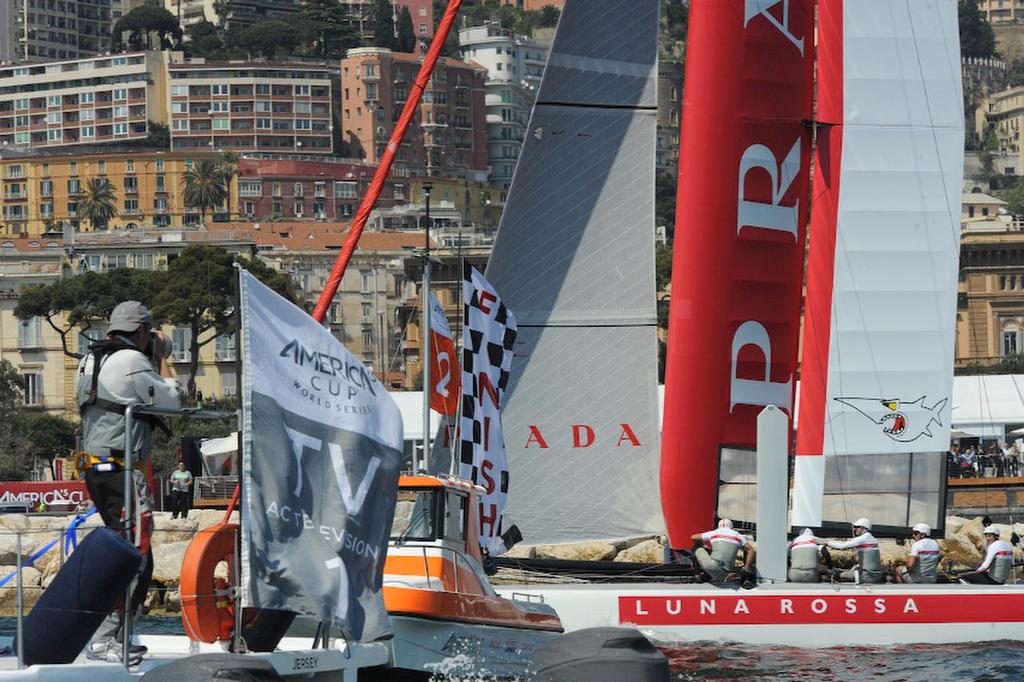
[416, 183, 434, 474]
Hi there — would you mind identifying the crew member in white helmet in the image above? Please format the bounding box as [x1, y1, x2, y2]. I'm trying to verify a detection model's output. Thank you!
[826, 518, 883, 583]
[895, 523, 942, 583]
[690, 519, 756, 582]
[961, 526, 1014, 584]
[788, 528, 824, 583]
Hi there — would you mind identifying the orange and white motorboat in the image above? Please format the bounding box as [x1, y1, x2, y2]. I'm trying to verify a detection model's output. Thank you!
[382, 474, 563, 678]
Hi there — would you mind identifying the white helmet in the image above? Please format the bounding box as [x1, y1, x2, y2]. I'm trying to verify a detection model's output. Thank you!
[912, 523, 931, 537]
[984, 525, 1000, 536]
[718, 519, 733, 529]
[853, 518, 872, 531]
[800, 528, 814, 537]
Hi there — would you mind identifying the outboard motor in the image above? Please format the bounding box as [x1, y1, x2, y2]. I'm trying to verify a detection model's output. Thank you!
[142, 654, 284, 681]
[529, 627, 670, 682]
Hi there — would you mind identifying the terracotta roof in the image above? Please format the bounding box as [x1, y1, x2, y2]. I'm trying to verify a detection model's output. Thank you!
[0, 237, 64, 252]
[231, 222, 433, 252]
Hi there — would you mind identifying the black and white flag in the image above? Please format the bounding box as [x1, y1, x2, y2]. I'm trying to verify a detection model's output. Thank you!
[460, 263, 517, 555]
[239, 271, 403, 642]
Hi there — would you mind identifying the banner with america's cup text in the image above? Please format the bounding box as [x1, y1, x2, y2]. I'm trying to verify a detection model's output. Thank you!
[238, 270, 403, 642]
[459, 263, 517, 555]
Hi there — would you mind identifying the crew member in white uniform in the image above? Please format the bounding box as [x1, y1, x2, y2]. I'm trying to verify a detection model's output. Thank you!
[961, 525, 1014, 585]
[826, 518, 883, 584]
[895, 523, 942, 583]
[788, 528, 824, 583]
[690, 519, 756, 582]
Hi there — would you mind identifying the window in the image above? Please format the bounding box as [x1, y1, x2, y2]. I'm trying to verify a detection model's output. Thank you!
[1005, 329, 1019, 356]
[295, 85, 310, 96]
[108, 254, 128, 269]
[293, 183, 303, 197]
[294, 199, 304, 216]
[78, 325, 106, 356]
[113, 123, 128, 135]
[40, 202, 53, 217]
[256, 84, 271, 95]
[18, 317, 42, 348]
[156, 160, 164, 172]
[212, 101, 228, 112]
[171, 102, 188, 114]
[295, 101, 311, 114]
[14, 98, 28, 110]
[113, 88, 127, 100]
[46, 129, 62, 142]
[272, 182, 282, 197]
[221, 372, 237, 397]
[295, 119, 311, 130]
[45, 112, 60, 124]
[124, 176, 137, 193]
[335, 181, 357, 198]
[256, 118, 271, 129]
[172, 328, 192, 362]
[23, 373, 42, 407]
[240, 181, 261, 197]
[80, 92, 94, 104]
[172, 119, 189, 131]
[135, 253, 154, 269]
[215, 333, 236, 361]
[361, 302, 372, 321]
[156, 175, 166, 192]
[361, 271, 372, 293]
[244, 201, 254, 216]
[255, 101, 271, 113]
[171, 85, 187, 96]
[213, 119, 229, 130]
[154, 197, 168, 212]
[47, 95, 61, 107]
[39, 180, 52, 197]
[124, 199, 139, 214]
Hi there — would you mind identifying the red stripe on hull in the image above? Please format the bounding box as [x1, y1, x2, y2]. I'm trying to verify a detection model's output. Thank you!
[620, 593, 1024, 626]
[795, 0, 844, 457]
[661, 0, 814, 546]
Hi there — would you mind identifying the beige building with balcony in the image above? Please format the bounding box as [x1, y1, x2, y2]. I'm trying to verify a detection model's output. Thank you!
[976, 85, 1024, 175]
[168, 60, 335, 154]
[0, 238, 69, 416]
[0, 52, 173, 151]
[981, 0, 1024, 24]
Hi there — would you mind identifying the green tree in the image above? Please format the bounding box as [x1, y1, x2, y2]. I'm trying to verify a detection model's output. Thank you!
[299, 0, 362, 59]
[372, 0, 395, 49]
[183, 159, 227, 225]
[0, 360, 30, 481]
[185, 20, 230, 59]
[537, 4, 560, 28]
[960, 0, 998, 59]
[111, 3, 183, 51]
[150, 398, 238, 476]
[77, 178, 118, 231]
[655, 243, 673, 292]
[15, 268, 164, 358]
[655, 171, 677, 238]
[432, 0, 461, 57]
[16, 414, 76, 480]
[152, 245, 295, 396]
[396, 5, 416, 53]
[1003, 178, 1024, 218]
[217, 151, 240, 220]
[234, 20, 299, 59]
[147, 121, 170, 149]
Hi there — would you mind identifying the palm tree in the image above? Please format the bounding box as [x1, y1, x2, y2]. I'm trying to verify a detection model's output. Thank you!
[182, 159, 226, 225]
[76, 178, 118, 231]
[217, 151, 240, 221]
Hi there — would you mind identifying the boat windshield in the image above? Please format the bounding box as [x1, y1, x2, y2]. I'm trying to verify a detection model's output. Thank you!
[391, 489, 439, 541]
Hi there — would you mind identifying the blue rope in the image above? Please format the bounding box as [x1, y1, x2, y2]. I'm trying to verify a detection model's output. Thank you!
[0, 509, 99, 589]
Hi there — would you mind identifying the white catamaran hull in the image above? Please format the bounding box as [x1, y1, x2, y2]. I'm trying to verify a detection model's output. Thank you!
[497, 583, 1024, 647]
[0, 636, 389, 681]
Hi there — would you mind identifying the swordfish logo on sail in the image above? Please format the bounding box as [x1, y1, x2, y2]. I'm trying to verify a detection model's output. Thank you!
[835, 396, 948, 443]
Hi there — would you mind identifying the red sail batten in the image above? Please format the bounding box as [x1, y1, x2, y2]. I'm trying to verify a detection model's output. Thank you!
[661, 0, 814, 547]
[311, 0, 465, 323]
[796, 0, 844, 457]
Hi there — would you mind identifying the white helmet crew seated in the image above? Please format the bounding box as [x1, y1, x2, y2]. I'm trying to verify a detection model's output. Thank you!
[788, 528, 823, 583]
[961, 525, 1014, 585]
[826, 518, 883, 583]
[690, 519, 756, 582]
[895, 523, 942, 584]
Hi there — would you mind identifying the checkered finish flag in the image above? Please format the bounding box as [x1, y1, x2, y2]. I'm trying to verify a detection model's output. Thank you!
[460, 262, 517, 555]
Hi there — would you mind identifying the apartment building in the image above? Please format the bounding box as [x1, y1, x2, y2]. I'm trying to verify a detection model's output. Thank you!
[0, 51, 172, 151]
[499, 0, 563, 10]
[163, 0, 300, 32]
[459, 25, 547, 187]
[0, 237, 68, 416]
[242, 222, 428, 384]
[0, 0, 113, 63]
[236, 157, 386, 221]
[168, 60, 334, 154]
[395, 0, 432, 41]
[980, 0, 1024, 24]
[0, 150, 237, 237]
[976, 85, 1024, 175]
[340, 48, 488, 181]
[657, 61, 683, 173]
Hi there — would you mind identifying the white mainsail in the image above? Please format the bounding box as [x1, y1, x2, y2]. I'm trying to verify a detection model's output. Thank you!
[793, 0, 963, 530]
[483, 0, 663, 544]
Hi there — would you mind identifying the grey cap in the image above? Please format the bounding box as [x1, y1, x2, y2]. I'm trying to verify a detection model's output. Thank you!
[108, 301, 153, 334]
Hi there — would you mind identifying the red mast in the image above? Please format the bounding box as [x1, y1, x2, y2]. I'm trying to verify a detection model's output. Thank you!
[311, 0, 465, 322]
[660, 0, 814, 547]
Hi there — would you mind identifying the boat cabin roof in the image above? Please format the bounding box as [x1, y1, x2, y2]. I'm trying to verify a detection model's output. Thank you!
[399, 474, 484, 496]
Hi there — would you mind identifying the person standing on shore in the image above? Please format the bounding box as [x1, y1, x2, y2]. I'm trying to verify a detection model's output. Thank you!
[76, 301, 181, 664]
[169, 461, 193, 519]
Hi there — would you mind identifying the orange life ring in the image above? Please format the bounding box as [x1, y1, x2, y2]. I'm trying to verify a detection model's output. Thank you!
[180, 522, 238, 643]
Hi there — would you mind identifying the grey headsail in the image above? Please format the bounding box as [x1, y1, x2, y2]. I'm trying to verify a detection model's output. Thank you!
[483, 0, 663, 545]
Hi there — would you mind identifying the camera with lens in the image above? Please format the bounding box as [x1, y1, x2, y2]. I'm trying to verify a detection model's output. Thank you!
[146, 329, 173, 364]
